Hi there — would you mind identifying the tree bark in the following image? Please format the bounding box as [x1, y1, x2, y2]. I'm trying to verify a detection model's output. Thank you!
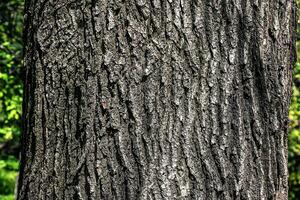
[18, 0, 296, 199]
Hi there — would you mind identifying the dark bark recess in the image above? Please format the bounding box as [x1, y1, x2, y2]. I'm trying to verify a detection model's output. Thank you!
[18, 0, 296, 199]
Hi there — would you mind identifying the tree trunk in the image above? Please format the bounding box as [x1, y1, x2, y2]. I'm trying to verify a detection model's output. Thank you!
[17, 0, 296, 199]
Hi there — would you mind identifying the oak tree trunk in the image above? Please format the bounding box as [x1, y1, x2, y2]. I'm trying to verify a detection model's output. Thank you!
[17, 0, 296, 199]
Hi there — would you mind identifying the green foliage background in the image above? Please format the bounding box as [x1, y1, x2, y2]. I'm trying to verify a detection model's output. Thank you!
[0, 0, 299, 199]
[288, 1, 300, 198]
[0, 0, 23, 199]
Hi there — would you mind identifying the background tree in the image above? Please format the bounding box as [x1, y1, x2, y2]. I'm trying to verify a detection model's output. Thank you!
[0, 0, 299, 199]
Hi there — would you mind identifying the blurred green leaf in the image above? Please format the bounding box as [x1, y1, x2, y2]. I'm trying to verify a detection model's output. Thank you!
[0, 0, 23, 197]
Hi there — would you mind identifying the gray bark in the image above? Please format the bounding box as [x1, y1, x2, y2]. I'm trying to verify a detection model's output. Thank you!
[18, 0, 296, 199]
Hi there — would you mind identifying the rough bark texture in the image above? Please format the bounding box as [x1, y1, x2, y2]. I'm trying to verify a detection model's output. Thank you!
[18, 0, 296, 199]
